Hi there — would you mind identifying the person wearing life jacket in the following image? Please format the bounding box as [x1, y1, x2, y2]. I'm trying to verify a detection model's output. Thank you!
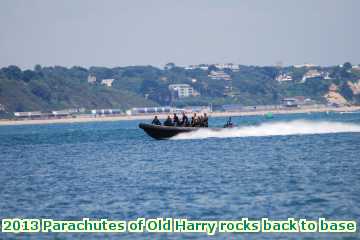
[191, 113, 197, 127]
[180, 112, 189, 126]
[173, 113, 180, 126]
[198, 114, 204, 127]
[225, 117, 233, 128]
[203, 113, 209, 127]
[163, 115, 173, 126]
[151, 115, 161, 125]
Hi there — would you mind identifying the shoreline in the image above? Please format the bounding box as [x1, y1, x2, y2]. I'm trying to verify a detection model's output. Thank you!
[0, 106, 360, 126]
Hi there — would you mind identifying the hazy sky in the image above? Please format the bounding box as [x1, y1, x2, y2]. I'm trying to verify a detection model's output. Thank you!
[0, 0, 359, 69]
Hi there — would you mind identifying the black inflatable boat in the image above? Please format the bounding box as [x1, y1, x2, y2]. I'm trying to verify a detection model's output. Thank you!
[139, 123, 200, 140]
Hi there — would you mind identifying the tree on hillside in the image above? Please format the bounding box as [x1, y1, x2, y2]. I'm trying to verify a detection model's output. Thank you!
[343, 62, 352, 71]
[339, 82, 354, 101]
[140, 79, 170, 104]
[208, 65, 218, 72]
[165, 62, 176, 70]
[34, 64, 42, 72]
[1, 65, 22, 80]
[29, 81, 51, 101]
[22, 70, 36, 82]
[261, 66, 279, 80]
[330, 64, 353, 80]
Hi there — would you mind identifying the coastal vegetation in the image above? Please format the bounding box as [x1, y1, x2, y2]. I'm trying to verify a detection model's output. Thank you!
[0, 63, 360, 117]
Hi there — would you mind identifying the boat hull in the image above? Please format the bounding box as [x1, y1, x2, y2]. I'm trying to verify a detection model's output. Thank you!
[139, 123, 199, 140]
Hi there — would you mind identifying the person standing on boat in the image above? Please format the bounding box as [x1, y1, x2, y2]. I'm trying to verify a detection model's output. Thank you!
[164, 115, 173, 126]
[225, 117, 233, 128]
[203, 113, 209, 127]
[173, 113, 180, 126]
[196, 114, 204, 127]
[151, 116, 161, 125]
[198, 114, 204, 127]
[180, 112, 189, 126]
[191, 113, 197, 127]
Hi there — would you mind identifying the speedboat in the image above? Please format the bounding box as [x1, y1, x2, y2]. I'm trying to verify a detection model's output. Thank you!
[139, 123, 200, 140]
[139, 120, 234, 140]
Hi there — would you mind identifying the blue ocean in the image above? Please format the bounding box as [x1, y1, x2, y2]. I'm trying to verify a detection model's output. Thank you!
[1, 112, 360, 239]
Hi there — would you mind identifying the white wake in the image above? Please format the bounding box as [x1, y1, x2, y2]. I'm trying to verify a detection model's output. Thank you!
[172, 120, 360, 140]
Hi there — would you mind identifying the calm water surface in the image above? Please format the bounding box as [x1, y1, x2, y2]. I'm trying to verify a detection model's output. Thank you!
[0, 112, 360, 239]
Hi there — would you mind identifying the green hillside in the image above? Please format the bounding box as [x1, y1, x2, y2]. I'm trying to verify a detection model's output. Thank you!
[0, 66, 157, 114]
[0, 63, 360, 118]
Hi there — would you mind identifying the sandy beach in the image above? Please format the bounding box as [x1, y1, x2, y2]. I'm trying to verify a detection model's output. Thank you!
[1, 106, 360, 126]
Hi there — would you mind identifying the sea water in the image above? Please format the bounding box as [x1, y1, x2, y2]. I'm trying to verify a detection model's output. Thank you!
[0, 112, 360, 239]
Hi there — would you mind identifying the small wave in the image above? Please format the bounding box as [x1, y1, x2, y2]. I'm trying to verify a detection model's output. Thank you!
[171, 120, 360, 140]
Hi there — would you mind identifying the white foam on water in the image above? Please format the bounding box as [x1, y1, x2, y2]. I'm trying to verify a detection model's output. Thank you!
[171, 120, 360, 140]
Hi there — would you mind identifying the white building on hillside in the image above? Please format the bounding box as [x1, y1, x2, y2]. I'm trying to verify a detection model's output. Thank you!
[168, 84, 198, 98]
[185, 63, 240, 71]
[276, 73, 293, 82]
[352, 65, 360, 70]
[214, 63, 240, 71]
[208, 71, 232, 80]
[101, 79, 115, 87]
[87, 74, 96, 84]
[185, 64, 209, 70]
[301, 70, 322, 83]
[294, 63, 318, 68]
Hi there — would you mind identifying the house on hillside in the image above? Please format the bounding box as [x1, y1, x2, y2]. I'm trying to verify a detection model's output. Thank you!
[185, 64, 209, 70]
[164, 63, 176, 70]
[214, 63, 240, 72]
[294, 63, 318, 68]
[276, 73, 293, 82]
[352, 65, 360, 71]
[301, 70, 332, 83]
[208, 70, 231, 80]
[301, 70, 322, 83]
[199, 65, 210, 71]
[168, 84, 199, 99]
[87, 74, 97, 84]
[101, 79, 115, 87]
